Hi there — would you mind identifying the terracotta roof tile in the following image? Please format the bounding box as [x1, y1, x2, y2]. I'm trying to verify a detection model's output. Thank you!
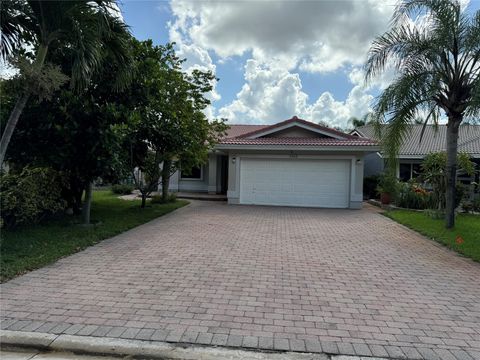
[236, 116, 358, 139]
[221, 117, 377, 148]
[223, 125, 268, 139]
[220, 137, 377, 146]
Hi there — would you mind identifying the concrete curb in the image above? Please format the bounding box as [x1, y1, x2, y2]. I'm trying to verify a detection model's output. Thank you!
[0, 330, 57, 349]
[1, 330, 332, 360]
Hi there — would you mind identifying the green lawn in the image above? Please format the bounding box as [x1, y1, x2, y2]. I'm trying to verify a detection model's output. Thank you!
[386, 210, 480, 261]
[0, 191, 188, 282]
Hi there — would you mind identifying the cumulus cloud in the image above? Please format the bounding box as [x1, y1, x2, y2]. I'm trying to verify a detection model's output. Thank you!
[169, 0, 393, 72]
[167, 0, 398, 127]
[170, 26, 220, 118]
[218, 60, 374, 128]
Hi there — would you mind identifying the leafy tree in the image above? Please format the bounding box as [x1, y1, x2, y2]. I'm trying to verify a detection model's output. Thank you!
[120, 40, 227, 207]
[348, 113, 372, 129]
[2, 40, 133, 224]
[365, 0, 480, 228]
[0, 0, 131, 166]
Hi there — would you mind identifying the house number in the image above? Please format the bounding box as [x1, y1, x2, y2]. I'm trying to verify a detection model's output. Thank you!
[289, 154, 298, 158]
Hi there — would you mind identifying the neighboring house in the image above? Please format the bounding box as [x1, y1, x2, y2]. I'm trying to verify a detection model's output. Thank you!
[351, 124, 480, 188]
[165, 116, 379, 209]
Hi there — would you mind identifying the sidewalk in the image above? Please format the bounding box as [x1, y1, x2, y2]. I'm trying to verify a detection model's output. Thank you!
[1, 348, 119, 360]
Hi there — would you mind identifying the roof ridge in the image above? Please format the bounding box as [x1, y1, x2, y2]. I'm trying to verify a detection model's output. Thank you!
[237, 116, 356, 139]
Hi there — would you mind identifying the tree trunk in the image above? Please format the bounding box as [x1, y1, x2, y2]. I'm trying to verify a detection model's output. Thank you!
[445, 119, 460, 229]
[0, 92, 30, 167]
[161, 159, 172, 201]
[0, 43, 49, 168]
[141, 193, 147, 208]
[73, 187, 84, 215]
[82, 182, 93, 225]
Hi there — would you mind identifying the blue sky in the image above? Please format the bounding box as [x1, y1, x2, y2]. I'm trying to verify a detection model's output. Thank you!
[120, 0, 480, 127]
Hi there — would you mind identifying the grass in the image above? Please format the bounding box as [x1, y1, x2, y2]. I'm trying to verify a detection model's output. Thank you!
[386, 209, 480, 261]
[0, 191, 188, 282]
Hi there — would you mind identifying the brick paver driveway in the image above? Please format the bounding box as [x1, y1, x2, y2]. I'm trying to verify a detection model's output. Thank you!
[1, 202, 479, 359]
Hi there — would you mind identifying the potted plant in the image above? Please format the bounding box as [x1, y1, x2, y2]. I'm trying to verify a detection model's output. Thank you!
[377, 173, 398, 205]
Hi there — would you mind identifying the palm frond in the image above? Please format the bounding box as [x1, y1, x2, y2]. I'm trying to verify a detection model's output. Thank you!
[367, 0, 479, 168]
[58, 1, 132, 91]
[371, 72, 434, 170]
[465, 75, 480, 118]
[0, 0, 35, 61]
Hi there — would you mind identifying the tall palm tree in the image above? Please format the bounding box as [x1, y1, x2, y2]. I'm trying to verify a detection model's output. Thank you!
[0, 0, 131, 166]
[365, 0, 480, 228]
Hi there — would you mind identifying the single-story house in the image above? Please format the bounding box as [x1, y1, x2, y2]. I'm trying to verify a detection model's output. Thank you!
[350, 124, 480, 187]
[165, 116, 379, 209]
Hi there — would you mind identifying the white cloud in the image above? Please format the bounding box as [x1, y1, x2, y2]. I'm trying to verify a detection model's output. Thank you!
[169, 0, 394, 73]
[167, 0, 397, 126]
[349, 64, 398, 90]
[218, 60, 374, 128]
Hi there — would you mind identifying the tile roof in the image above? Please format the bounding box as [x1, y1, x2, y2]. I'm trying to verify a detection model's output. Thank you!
[221, 137, 377, 146]
[223, 125, 268, 139]
[236, 116, 358, 139]
[355, 124, 480, 157]
[221, 117, 378, 148]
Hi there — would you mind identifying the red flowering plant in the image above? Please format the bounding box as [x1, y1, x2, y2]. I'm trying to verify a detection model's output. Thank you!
[395, 180, 432, 209]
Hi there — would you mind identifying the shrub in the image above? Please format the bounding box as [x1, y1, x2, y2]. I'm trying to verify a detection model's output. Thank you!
[472, 197, 480, 212]
[395, 181, 432, 209]
[363, 175, 380, 199]
[455, 182, 466, 208]
[376, 173, 398, 196]
[461, 201, 474, 213]
[0, 167, 67, 228]
[421, 152, 475, 210]
[111, 184, 134, 195]
[151, 193, 177, 204]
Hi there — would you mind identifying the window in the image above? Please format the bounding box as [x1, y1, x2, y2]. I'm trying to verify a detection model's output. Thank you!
[412, 164, 421, 179]
[399, 163, 422, 182]
[180, 166, 202, 180]
[399, 163, 411, 182]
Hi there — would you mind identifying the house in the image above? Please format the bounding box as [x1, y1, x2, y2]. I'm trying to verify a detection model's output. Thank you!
[165, 116, 379, 209]
[351, 124, 480, 186]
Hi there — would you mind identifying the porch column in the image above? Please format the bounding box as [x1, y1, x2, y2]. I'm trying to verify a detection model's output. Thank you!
[169, 170, 179, 192]
[208, 153, 217, 194]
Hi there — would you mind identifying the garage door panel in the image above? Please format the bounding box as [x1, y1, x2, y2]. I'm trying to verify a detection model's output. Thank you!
[240, 158, 350, 208]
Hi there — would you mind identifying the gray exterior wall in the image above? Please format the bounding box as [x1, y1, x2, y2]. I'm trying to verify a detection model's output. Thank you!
[364, 152, 384, 177]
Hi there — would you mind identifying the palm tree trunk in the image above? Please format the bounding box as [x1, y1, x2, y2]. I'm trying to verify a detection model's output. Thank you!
[445, 119, 461, 229]
[0, 43, 49, 168]
[0, 92, 30, 166]
[82, 182, 93, 225]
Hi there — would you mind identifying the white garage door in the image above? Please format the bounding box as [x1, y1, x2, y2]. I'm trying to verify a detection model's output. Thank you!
[240, 158, 350, 208]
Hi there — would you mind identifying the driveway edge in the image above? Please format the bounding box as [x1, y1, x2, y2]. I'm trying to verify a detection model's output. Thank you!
[0, 330, 334, 360]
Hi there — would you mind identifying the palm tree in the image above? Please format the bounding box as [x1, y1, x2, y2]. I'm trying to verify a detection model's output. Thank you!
[365, 0, 480, 228]
[0, 0, 131, 166]
[348, 113, 372, 129]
